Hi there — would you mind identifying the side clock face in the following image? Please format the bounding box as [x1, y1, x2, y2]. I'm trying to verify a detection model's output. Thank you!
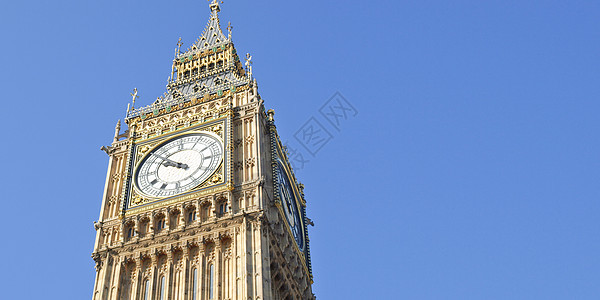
[134, 132, 223, 198]
[276, 158, 304, 251]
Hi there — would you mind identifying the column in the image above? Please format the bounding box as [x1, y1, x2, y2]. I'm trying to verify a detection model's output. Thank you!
[179, 204, 186, 230]
[215, 240, 223, 300]
[111, 256, 124, 300]
[130, 258, 141, 300]
[182, 246, 190, 300]
[164, 208, 171, 234]
[166, 249, 174, 300]
[150, 252, 158, 300]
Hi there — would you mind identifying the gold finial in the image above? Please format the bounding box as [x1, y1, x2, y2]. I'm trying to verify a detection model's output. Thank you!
[130, 88, 139, 110]
[209, 0, 223, 12]
[227, 22, 233, 39]
[176, 37, 183, 54]
[267, 109, 275, 122]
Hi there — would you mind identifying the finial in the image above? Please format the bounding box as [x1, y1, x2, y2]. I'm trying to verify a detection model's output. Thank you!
[176, 37, 183, 54]
[114, 120, 121, 142]
[227, 22, 233, 39]
[267, 109, 275, 122]
[209, 0, 223, 12]
[130, 88, 139, 110]
[245, 53, 253, 78]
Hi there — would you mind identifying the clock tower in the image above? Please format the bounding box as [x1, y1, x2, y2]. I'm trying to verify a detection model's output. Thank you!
[91, 2, 315, 299]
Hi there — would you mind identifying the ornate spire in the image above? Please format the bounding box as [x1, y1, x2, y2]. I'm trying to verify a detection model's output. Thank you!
[182, 0, 228, 54]
[125, 1, 251, 120]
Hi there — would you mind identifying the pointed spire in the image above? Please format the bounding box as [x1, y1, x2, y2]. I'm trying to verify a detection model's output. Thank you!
[126, 1, 252, 121]
[181, 0, 228, 54]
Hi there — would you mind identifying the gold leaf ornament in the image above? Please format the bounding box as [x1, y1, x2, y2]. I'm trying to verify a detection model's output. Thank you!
[211, 174, 222, 184]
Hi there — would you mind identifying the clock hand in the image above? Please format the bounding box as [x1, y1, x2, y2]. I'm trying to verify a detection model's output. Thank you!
[152, 153, 178, 164]
[152, 153, 189, 169]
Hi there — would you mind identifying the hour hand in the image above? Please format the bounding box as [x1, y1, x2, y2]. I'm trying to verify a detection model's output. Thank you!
[161, 160, 188, 170]
[153, 154, 188, 169]
[162, 161, 177, 168]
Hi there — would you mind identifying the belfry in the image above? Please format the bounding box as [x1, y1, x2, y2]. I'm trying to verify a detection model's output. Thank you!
[91, 2, 315, 299]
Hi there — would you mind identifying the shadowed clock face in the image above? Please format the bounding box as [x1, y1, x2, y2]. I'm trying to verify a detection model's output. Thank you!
[134, 132, 223, 198]
[276, 158, 304, 251]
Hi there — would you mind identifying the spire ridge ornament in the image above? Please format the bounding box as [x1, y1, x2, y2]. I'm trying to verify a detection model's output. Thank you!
[227, 22, 232, 39]
[245, 53, 253, 78]
[176, 37, 183, 54]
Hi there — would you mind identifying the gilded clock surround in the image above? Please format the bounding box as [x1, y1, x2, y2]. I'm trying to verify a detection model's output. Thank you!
[128, 121, 230, 209]
[92, 2, 315, 300]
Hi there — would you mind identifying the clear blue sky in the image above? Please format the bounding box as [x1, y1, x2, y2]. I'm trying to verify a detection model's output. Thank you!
[0, 0, 599, 299]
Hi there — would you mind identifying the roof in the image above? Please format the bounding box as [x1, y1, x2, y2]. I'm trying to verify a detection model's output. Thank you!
[126, 1, 251, 120]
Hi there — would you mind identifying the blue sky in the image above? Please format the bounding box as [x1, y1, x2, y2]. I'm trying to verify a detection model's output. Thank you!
[1, 0, 599, 299]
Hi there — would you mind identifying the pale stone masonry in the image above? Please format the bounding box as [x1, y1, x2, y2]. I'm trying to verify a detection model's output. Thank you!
[91, 2, 315, 299]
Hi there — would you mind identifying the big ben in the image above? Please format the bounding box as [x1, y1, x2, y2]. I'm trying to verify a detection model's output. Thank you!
[91, 2, 315, 299]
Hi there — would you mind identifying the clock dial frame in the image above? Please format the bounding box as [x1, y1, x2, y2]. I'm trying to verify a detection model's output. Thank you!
[133, 131, 223, 199]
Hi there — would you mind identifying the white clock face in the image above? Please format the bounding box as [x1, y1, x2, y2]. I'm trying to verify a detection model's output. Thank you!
[134, 132, 223, 198]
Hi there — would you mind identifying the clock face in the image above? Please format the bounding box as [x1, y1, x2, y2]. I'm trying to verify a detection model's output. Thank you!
[134, 132, 223, 198]
[276, 158, 304, 251]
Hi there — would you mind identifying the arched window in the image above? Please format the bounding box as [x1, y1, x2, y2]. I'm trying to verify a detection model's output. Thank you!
[143, 279, 150, 300]
[159, 276, 165, 300]
[188, 211, 196, 223]
[192, 268, 198, 300]
[127, 227, 135, 239]
[156, 218, 165, 233]
[219, 202, 228, 216]
[209, 264, 214, 299]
